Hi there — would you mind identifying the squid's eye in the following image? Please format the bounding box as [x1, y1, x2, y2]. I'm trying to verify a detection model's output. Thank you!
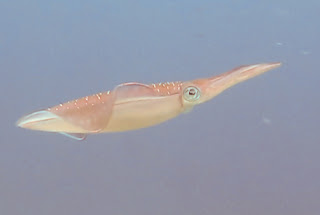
[183, 86, 200, 102]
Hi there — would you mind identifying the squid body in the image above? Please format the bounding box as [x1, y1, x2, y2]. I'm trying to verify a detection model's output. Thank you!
[17, 62, 281, 140]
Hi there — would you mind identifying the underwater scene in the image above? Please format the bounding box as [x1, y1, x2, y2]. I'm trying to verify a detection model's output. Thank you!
[0, 0, 319, 214]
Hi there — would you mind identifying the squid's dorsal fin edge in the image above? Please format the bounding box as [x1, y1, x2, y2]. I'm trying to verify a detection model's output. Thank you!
[59, 132, 87, 140]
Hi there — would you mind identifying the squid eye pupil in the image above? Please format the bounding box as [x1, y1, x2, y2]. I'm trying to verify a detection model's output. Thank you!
[189, 89, 196, 95]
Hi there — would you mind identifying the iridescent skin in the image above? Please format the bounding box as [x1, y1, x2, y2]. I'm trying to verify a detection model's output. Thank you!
[17, 62, 281, 140]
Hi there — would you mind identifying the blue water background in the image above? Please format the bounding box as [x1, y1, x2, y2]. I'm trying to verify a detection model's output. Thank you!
[0, 1, 319, 214]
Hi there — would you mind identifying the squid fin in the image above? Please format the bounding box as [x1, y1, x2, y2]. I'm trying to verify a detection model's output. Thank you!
[113, 82, 161, 103]
[59, 132, 87, 140]
[50, 92, 114, 133]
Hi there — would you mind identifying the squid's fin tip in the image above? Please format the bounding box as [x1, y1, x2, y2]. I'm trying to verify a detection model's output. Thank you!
[16, 110, 58, 128]
[59, 132, 87, 141]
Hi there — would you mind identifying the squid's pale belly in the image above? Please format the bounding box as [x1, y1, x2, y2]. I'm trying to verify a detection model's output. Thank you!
[104, 94, 183, 132]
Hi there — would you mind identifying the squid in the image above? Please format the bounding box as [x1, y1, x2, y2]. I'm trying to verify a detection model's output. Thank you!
[17, 62, 281, 140]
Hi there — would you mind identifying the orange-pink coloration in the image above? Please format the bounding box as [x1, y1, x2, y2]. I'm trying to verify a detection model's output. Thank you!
[17, 62, 281, 140]
[49, 91, 114, 132]
[149, 82, 183, 95]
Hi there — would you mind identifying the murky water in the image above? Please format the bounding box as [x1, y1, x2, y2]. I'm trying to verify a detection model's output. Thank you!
[1, 1, 319, 214]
